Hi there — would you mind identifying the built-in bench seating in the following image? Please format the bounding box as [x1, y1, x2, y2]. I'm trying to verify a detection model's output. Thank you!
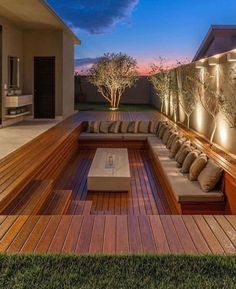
[80, 119, 225, 214]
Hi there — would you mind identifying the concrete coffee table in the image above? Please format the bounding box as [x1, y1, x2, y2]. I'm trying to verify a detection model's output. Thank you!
[87, 148, 131, 192]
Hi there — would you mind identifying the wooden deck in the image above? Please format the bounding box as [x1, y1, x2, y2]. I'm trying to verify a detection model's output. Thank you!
[1, 214, 236, 254]
[0, 111, 236, 255]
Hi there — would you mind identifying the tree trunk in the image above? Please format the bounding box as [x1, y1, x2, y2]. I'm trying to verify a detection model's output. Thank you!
[210, 118, 217, 145]
[161, 101, 164, 113]
[187, 114, 190, 129]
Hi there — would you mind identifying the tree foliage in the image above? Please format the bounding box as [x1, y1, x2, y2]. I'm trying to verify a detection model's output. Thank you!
[149, 58, 172, 113]
[88, 53, 138, 109]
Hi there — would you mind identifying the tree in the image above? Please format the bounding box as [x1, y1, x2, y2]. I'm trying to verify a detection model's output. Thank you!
[219, 68, 236, 128]
[178, 64, 199, 129]
[149, 58, 171, 113]
[198, 69, 221, 145]
[169, 69, 179, 122]
[88, 53, 138, 110]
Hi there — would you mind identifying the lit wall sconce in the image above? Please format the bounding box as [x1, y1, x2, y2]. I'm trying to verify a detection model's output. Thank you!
[227, 52, 236, 62]
[208, 57, 219, 66]
[195, 60, 205, 69]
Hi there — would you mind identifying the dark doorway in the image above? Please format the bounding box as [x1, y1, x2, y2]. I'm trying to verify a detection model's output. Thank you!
[0, 26, 2, 125]
[34, 57, 55, 119]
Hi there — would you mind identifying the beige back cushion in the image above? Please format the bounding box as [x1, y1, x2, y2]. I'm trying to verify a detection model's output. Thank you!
[198, 160, 223, 192]
[138, 121, 150, 133]
[109, 121, 121, 133]
[166, 133, 178, 149]
[88, 121, 100, 133]
[175, 142, 189, 161]
[169, 139, 183, 159]
[176, 146, 192, 167]
[150, 121, 160, 134]
[158, 124, 167, 138]
[181, 150, 200, 174]
[162, 128, 171, 144]
[120, 121, 129, 133]
[127, 121, 139, 133]
[188, 154, 208, 181]
[100, 121, 112, 133]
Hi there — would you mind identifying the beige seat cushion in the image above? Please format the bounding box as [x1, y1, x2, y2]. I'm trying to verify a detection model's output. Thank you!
[181, 150, 200, 174]
[79, 133, 124, 140]
[198, 160, 223, 192]
[138, 121, 150, 133]
[88, 121, 100, 133]
[109, 121, 121, 133]
[150, 142, 223, 202]
[123, 133, 154, 141]
[188, 154, 208, 181]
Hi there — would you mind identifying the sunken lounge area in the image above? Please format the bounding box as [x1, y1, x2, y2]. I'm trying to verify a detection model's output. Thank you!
[0, 111, 236, 255]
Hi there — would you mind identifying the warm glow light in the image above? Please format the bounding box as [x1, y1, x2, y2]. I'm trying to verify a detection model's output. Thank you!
[195, 103, 204, 132]
[208, 57, 219, 66]
[195, 60, 205, 69]
[218, 116, 228, 146]
[227, 52, 236, 62]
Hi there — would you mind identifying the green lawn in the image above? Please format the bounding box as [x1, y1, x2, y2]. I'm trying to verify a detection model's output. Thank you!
[75, 102, 157, 112]
[1, 254, 236, 289]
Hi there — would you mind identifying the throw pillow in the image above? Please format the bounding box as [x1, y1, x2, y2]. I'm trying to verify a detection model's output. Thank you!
[138, 121, 150, 133]
[100, 121, 112, 133]
[198, 160, 223, 192]
[181, 150, 200, 174]
[120, 121, 129, 133]
[109, 121, 121, 133]
[188, 154, 208, 181]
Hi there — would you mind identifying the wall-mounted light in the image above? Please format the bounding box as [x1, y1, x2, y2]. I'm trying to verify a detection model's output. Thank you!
[227, 52, 236, 62]
[195, 60, 205, 69]
[208, 57, 219, 66]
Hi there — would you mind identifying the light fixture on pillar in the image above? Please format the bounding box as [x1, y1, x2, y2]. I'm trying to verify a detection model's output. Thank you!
[227, 51, 236, 62]
[195, 60, 205, 69]
[208, 57, 219, 66]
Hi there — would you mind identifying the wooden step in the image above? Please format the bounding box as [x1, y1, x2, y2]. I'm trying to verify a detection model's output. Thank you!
[0, 180, 54, 215]
[46, 190, 72, 215]
[75, 201, 93, 215]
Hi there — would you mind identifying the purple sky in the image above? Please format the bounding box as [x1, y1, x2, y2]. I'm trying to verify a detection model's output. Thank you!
[48, 0, 236, 74]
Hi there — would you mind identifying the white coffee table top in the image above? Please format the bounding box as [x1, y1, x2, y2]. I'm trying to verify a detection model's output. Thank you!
[88, 148, 130, 178]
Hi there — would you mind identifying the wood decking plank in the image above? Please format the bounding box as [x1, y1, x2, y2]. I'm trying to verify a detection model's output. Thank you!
[204, 215, 236, 254]
[149, 215, 169, 253]
[103, 215, 116, 254]
[182, 215, 211, 254]
[171, 216, 197, 253]
[160, 215, 184, 253]
[116, 215, 129, 253]
[76, 216, 94, 254]
[138, 215, 156, 253]
[128, 215, 142, 253]
[62, 216, 83, 254]
[193, 215, 224, 254]
[89, 215, 105, 253]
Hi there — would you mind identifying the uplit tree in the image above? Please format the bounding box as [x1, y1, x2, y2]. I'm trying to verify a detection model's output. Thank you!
[198, 69, 221, 145]
[149, 58, 171, 113]
[178, 64, 199, 129]
[88, 53, 138, 110]
[219, 68, 236, 128]
[169, 69, 179, 122]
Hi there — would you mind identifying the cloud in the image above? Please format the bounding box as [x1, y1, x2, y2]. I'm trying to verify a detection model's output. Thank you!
[47, 0, 139, 34]
[75, 57, 101, 74]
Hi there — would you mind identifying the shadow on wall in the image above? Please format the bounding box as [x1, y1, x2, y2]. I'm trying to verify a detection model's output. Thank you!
[75, 76, 153, 104]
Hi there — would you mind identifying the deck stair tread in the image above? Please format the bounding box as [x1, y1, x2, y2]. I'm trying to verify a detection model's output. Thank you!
[1, 180, 54, 215]
[45, 190, 73, 215]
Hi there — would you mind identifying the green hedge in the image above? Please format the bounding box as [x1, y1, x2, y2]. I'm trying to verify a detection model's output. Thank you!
[0, 254, 236, 289]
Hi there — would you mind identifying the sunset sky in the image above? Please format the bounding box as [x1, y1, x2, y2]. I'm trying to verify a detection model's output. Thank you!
[48, 0, 236, 75]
